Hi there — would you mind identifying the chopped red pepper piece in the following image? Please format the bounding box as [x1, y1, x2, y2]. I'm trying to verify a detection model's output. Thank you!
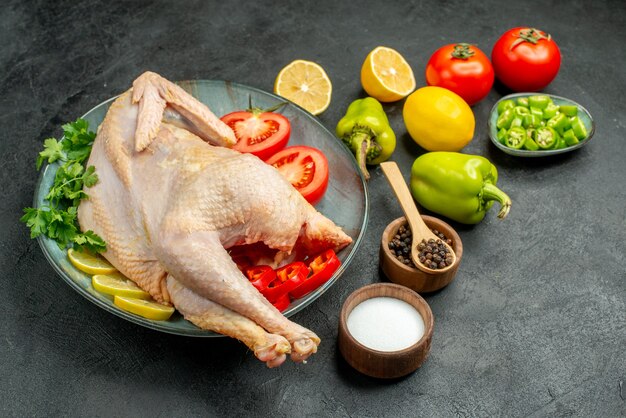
[243, 265, 276, 292]
[260, 261, 308, 303]
[272, 293, 290, 312]
[290, 249, 341, 299]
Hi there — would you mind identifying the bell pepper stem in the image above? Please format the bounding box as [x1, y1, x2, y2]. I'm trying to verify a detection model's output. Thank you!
[348, 131, 371, 180]
[482, 183, 512, 219]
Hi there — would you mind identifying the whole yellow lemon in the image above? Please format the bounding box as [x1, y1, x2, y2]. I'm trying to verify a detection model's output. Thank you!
[403, 86, 475, 151]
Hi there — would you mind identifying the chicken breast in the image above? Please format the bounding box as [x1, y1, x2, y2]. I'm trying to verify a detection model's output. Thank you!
[77, 72, 352, 367]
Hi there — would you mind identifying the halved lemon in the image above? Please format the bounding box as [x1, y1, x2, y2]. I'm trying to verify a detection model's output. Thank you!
[274, 60, 332, 115]
[68, 248, 117, 275]
[361, 46, 416, 102]
[114, 296, 175, 321]
[92, 274, 151, 300]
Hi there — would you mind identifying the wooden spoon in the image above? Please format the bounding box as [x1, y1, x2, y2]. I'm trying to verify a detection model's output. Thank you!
[380, 161, 456, 274]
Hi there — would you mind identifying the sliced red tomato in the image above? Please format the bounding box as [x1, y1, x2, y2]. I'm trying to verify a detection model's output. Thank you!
[265, 145, 329, 205]
[220, 110, 290, 161]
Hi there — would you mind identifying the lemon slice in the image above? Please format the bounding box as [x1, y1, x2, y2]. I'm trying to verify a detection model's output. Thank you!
[114, 296, 175, 321]
[361, 46, 416, 102]
[274, 60, 332, 115]
[68, 248, 117, 275]
[92, 274, 151, 300]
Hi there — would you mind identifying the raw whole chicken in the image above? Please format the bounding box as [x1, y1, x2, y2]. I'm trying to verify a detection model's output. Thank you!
[77, 72, 352, 367]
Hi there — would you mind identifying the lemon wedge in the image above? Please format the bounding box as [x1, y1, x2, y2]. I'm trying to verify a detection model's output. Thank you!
[113, 296, 175, 321]
[92, 274, 151, 300]
[361, 46, 416, 102]
[274, 60, 332, 115]
[67, 248, 117, 275]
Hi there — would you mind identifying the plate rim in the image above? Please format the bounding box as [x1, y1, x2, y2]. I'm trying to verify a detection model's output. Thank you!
[34, 79, 369, 337]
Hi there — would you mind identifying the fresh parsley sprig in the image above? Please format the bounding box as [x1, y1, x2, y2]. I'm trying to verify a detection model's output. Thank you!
[21, 118, 107, 253]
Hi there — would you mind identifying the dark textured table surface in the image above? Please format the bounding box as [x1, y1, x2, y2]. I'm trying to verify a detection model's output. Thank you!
[2, 1, 625, 416]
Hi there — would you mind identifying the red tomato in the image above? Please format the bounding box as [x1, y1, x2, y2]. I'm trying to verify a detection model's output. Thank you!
[220, 110, 290, 161]
[425, 43, 494, 105]
[491, 27, 561, 92]
[265, 146, 329, 205]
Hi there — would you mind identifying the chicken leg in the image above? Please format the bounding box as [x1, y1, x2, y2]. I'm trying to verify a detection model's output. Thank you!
[167, 276, 291, 368]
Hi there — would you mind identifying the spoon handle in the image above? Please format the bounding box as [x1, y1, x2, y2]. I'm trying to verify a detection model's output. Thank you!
[379, 162, 432, 240]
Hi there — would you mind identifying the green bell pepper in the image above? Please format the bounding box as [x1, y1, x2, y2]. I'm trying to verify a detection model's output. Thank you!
[336, 97, 396, 180]
[410, 152, 512, 224]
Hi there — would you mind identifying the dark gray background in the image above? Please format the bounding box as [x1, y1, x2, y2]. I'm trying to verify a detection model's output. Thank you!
[2, 0, 625, 416]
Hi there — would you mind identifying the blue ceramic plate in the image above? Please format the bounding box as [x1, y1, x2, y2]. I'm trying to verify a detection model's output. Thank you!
[34, 80, 368, 336]
[488, 93, 595, 157]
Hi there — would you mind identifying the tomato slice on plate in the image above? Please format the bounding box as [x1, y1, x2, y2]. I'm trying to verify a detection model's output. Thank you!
[220, 110, 291, 161]
[265, 145, 329, 205]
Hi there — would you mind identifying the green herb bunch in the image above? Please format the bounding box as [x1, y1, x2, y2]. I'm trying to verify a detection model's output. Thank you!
[21, 119, 106, 253]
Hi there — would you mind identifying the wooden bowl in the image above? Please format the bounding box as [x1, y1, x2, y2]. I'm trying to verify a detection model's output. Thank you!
[380, 216, 463, 293]
[338, 283, 434, 379]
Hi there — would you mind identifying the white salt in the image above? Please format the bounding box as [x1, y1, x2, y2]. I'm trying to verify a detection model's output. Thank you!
[346, 297, 425, 352]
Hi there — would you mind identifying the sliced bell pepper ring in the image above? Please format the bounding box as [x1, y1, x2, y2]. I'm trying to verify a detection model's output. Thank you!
[516, 97, 529, 107]
[554, 134, 568, 149]
[272, 293, 290, 312]
[244, 265, 276, 292]
[513, 106, 530, 117]
[510, 116, 524, 128]
[547, 113, 571, 132]
[570, 116, 588, 139]
[535, 127, 558, 149]
[523, 134, 540, 151]
[505, 126, 526, 149]
[529, 106, 544, 118]
[523, 114, 542, 128]
[496, 128, 507, 144]
[496, 108, 515, 130]
[559, 105, 578, 117]
[542, 103, 559, 120]
[261, 261, 308, 303]
[290, 249, 341, 299]
[528, 95, 551, 110]
[563, 129, 580, 146]
[497, 99, 515, 114]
